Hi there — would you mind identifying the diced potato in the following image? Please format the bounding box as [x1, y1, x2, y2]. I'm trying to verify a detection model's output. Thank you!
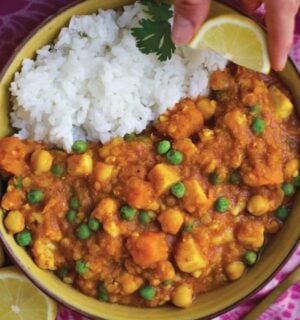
[92, 198, 118, 220]
[175, 236, 207, 273]
[0, 137, 30, 176]
[196, 98, 216, 120]
[172, 284, 193, 308]
[103, 220, 120, 238]
[225, 261, 245, 280]
[4, 210, 25, 234]
[67, 153, 93, 177]
[284, 159, 299, 179]
[156, 261, 175, 280]
[237, 220, 264, 250]
[30, 150, 53, 174]
[172, 139, 198, 162]
[156, 99, 203, 139]
[127, 232, 169, 267]
[124, 176, 154, 209]
[32, 238, 57, 270]
[158, 208, 184, 235]
[269, 85, 293, 119]
[93, 162, 114, 182]
[247, 195, 270, 216]
[182, 178, 208, 213]
[1, 189, 25, 211]
[119, 273, 143, 294]
[148, 164, 180, 196]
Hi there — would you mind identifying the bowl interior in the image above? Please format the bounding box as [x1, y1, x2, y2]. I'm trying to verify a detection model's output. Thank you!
[0, 1, 299, 319]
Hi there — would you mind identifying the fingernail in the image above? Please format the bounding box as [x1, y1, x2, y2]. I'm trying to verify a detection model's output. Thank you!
[273, 55, 287, 71]
[172, 14, 194, 44]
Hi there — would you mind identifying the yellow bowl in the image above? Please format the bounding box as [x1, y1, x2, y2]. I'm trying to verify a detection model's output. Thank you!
[0, 1, 299, 319]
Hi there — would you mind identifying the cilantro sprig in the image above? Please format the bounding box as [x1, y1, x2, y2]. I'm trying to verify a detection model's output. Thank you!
[131, 0, 176, 62]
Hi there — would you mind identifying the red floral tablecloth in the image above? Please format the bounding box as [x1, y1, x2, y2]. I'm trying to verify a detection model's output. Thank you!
[0, 1, 299, 320]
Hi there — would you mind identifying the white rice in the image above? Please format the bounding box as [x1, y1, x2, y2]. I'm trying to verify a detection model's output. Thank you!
[10, 2, 227, 151]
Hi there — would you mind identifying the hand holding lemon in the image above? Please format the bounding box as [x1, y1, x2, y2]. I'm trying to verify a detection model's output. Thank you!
[172, 0, 300, 71]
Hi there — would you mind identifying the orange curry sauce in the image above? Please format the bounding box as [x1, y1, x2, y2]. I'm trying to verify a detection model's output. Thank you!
[1, 66, 300, 307]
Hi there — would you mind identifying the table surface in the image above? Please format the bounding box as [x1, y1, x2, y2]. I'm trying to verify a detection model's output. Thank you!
[0, 1, 299, 320]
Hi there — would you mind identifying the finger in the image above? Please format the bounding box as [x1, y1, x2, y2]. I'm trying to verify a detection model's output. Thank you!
[265, 0, 299, 70]
[241, 0, 262, 14]
[172, 0, 211, 44]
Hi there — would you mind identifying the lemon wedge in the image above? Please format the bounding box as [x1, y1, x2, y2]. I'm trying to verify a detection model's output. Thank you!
[189, 14, 271, 74]
[0, 267, 57, 320]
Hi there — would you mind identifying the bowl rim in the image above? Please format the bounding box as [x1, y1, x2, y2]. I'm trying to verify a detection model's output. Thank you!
[0, 0, 299, 319]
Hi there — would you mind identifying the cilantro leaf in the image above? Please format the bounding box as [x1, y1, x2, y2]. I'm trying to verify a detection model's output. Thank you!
[131, 0, 176, 62]
[140, 0, 173, 21]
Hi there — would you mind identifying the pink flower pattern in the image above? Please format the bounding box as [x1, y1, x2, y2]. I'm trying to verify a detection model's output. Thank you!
[0, 1, 299, 319]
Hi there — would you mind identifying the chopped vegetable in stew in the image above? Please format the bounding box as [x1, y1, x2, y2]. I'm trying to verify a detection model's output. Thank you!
[1, 67, 299, 308]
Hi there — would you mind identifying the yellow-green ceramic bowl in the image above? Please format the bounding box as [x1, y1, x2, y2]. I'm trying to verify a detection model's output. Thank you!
[0, 1, 299, 319]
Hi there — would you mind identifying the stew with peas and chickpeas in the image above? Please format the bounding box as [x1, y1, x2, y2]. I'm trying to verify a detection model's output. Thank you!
[1, 66, 299, 308]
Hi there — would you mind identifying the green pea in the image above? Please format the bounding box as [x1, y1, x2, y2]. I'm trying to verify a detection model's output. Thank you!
[98, 282, 109, 302]
[166, 150, 183, 165]
[183, 223, 194, 233]
[294, 175, 300, 187]
[55, 267, 69, 279]
[215, 197, 230, 213]
[66, 209, 77, 223]
[75, 260, 89, 274]
[120, 205, 136, 221]
[72, 140, 88, 154]
[230, 172, 241, 185]
[139, 285, 156, 300]
[251, 118, 265, 135]
[16, 230, 32, 247]
[162, 279, 173, 286]
[281, 183, 295, 196]
[51, 164, 65, 177]
[70, 197, 80, 210]
[88, 218, 101, 231]
[249, 104, 260, 114]
[138, 210, 152, 225]
[75, 223, 91, 240]
[275, 206, 289, 221]
[170, 182, 186, 198]
[27, 189, 44, 204]
[157, 140, 171, 155]
[124, 133, 137, 141]
[209, 173, 222, 185]
[15, 176, 23, 189]
[243, 251, 257, 265]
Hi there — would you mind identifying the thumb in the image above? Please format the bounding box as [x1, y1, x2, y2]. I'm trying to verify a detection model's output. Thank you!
[172, 0, 211, 44]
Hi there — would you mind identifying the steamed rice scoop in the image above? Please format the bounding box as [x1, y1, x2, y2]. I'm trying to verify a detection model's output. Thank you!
[10, 2, 227, 151]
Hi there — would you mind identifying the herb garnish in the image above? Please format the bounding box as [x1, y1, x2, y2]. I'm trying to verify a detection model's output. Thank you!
[131, 0, 176, 62]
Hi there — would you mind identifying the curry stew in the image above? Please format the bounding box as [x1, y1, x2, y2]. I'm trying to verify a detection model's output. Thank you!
[1, 67, 299, 308]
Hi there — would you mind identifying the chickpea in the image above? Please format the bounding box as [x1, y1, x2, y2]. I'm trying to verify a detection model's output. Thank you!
[4, 210, 25, 234]
[247, 195, 270, 216]
[225, 261, 245, 280]
[172, 284, 193, 308]
[284, 159, 299, 179]
[30, 150, 53, 174]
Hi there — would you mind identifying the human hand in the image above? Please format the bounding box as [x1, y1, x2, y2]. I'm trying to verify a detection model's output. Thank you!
[172, 0, 300, 71]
